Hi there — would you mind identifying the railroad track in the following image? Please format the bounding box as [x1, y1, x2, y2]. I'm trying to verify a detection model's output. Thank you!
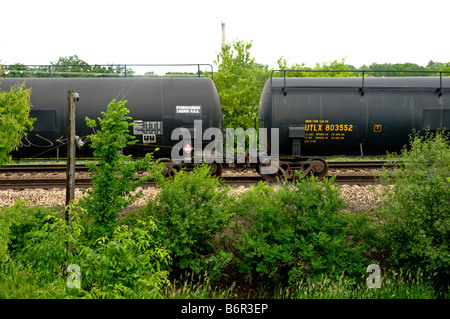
[0, 176, 266, 189]
[0, 160, 387, 189]
[0, 163, 90, 172]
[0, 160, 396, 173]
[0, 175, 378, 190]
[326, 160, 394, 169]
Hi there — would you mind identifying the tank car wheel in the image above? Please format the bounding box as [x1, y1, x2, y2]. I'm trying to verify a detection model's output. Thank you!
[258, 162, 288, 185]
[209, 163, 223, 177]
[305, 157, 328, 180]
[257, 162, 279, 182]
[160, 158, 176, 177]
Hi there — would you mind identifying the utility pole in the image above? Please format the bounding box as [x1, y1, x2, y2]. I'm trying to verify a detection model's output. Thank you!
[221, 21, 226, 47]
[65, 90, 78, 226]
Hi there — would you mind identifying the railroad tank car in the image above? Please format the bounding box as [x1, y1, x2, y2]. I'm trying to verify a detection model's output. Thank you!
[1, 77, 222, 160]
[257, 76, 450, 180]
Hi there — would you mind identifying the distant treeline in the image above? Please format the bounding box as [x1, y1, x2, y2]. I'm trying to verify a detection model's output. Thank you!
[351, 60, 450, 77]
[0, 56, 133, 78]
[0, 55, 209, 78]
[1, 55, 449, 78]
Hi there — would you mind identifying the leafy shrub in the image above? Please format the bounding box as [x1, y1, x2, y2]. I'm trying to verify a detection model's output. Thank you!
[77, 221, 171, 298]
[0, 201, 59, 267]
[0, 217, 10, 265]
[147, 164, 234, 278]
[230, 176, 372, 285]
[17, 215, 76, 278]
[0, 83, 34, 166]
[377, 130, 450, 295]
[81, 99, 163, 237]
[0, 201, 57, 256]
[1, 206, 171, 298]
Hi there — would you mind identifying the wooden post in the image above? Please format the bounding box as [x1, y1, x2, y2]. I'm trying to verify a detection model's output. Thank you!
[65, 90, 76, 226]
[221, 21, 226, 47]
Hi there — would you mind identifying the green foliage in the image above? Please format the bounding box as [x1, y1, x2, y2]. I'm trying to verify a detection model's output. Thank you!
[1, 55, 134, 77]
[275, 56, 355, 77]
[0, 201, 171, 299]
[0, 63, 47, 78]
[50, 55, 134, 77]
[440, 62, 450, 75]
[359, 61, 447, 76]
[280, 271, 436, 299]
[1, 97, 171, 299]
[81, 99, 163, 237]
[0, 202, 58, 272]
[206, 40, 270, 129]
[0, 83, 34, 166]
[77, 222, 171, 298]
[147, 164, 234, 278]
[18, 214, 77, 278]
[377, 130, 450, 294]
[163, 272, 234, 299]
[0, 217, 11, 265]
[0, 262, 69, 298]
[0, 200, 56, 259]
[230, 176, 371, 285]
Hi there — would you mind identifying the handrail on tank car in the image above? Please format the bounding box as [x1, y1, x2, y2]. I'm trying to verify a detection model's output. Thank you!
[270, 69, 450, 96]
[0, 63, 214, 79]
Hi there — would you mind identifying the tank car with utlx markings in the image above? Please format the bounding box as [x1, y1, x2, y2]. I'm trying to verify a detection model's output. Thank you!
[1, 77, 222, 173]
[257, 75, 450, 181]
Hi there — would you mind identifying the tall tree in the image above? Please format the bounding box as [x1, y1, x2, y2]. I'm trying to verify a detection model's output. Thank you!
[440, 62, 450, 75]
[51, 55, 92, 76]
[207, 40, 270, 129]
[0, 82, 34, 166]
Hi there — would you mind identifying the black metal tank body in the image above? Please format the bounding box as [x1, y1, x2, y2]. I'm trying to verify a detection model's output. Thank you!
[1, 77, 221, 159]
[259, 77, 450, 157]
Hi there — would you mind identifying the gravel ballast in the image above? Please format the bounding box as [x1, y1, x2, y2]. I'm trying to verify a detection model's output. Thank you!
[0, 184, 386, 214]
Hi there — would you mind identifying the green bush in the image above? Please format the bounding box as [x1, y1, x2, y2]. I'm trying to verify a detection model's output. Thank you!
[0, 201, 57, 262]
[0, 216, 11, 265]
[147, 164, 234, 278]
[377, 130, 450, 295]
[1, 200, 171, 298]
[0, 83, 34, 166]
[77, 221, 171, 298]
[17, 214, 77, 279]
[230, 176, 372, 285]
[81, 99, 163, 238]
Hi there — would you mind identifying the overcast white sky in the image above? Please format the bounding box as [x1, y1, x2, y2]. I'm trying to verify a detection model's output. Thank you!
[1, 0, 449, 74]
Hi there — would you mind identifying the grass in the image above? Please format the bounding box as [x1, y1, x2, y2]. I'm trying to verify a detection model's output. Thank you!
[0, 263, 68, 299]
[274, 272, 437, 299]
[0, 266, 440, 299]
[162, 272, 235, 299]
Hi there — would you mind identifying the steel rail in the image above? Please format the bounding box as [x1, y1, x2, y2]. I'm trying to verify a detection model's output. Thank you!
[0, 160, 395, 173]
[0, 176, 264, 189]
[0, 174, 379, 190]
[327, 160, 396, 169]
